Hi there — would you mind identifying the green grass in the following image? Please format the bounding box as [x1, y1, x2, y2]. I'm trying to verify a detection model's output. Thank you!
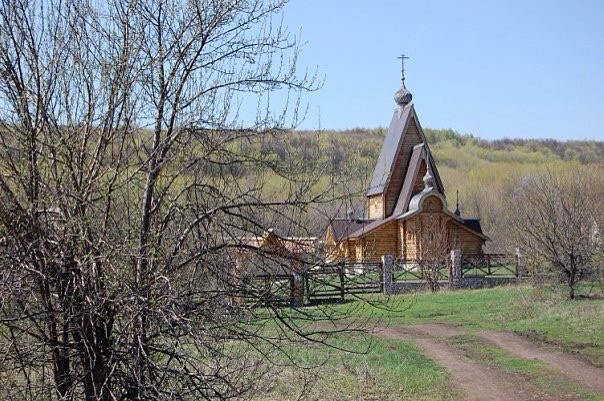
[253, 285, 603, 399]
[325, 285, 604, 365]
[253, 332, 454, 401]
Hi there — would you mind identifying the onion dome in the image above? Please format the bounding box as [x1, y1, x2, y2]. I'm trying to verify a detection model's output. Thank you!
[394, 85, 412, 106]
[422, 167, 434, 190]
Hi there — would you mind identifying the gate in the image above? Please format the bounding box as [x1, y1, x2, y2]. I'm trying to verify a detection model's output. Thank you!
[305, 261, 383, 303]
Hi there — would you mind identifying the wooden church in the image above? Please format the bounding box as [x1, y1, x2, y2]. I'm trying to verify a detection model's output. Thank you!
[324, 71, 488, 262]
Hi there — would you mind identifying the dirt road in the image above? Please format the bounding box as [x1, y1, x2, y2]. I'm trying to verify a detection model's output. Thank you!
[478, 330, 604, 394]
[373, 324, 604, 401]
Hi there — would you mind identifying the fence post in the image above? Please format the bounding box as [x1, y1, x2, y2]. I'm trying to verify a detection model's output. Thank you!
[449, 249, 462, 289]
[515, 248, 521, 278]
[382, 255, 393, 295]
[290, 272, 305, 307]
[304, 273, 311, 303]
[338, 265, 345, 301]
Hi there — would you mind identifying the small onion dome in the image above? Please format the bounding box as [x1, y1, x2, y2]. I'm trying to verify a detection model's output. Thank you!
[394, 85, 412, 106]
[423, 168, 434, 190]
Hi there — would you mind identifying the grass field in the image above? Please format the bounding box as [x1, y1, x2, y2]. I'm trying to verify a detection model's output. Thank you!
[253, 333, 453, 401]
[253, 285, 604, 400]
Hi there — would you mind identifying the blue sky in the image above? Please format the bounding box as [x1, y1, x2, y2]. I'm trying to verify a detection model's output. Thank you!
[282, 0, 604, 140]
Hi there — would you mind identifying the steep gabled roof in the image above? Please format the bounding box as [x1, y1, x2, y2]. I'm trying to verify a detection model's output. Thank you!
[367, 105, 412, 196]
[394, 143, 425, 214]
[349, 143, 443, 239]
[460, 219, 484, 235]
[366, 104, 444, 197]
[345, 87, 485, 242]
[451, 218, 489, 240]
[330, 218, 375, 241]
[347, 214, 396, 239]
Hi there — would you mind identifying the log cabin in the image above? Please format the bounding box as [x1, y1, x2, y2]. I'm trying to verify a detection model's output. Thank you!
[324, 79, 488, 262]
[235, 229, 319, 276]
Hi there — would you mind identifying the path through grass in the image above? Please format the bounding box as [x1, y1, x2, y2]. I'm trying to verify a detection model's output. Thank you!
[332, 285, 604, 365]
[254, 285, 603, 400]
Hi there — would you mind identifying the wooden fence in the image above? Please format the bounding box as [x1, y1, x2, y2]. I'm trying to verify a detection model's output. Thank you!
[305, 262, 383, 303]
[461, 254, 518, 277]
[241, 253, 521, 306]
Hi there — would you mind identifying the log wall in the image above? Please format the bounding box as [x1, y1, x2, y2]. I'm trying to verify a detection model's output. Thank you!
[451, 225, 485, 255]
[328, 216, 485, 262]
[326, 195, 485, 263]
[367, 194, 384, 219]
[355, 221, 399, 262]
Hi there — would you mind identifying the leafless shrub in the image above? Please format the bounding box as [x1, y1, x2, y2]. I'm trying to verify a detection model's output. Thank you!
[509, 168, 603, 299]
[0, 1, 373, 399]
[416, 218, 451, 292]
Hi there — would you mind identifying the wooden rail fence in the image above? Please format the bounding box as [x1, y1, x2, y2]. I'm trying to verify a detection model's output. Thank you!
[240, 253, 522, 306]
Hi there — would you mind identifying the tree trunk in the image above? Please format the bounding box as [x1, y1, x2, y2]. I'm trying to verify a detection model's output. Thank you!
[567, 260, 577, 300]
[52, 322, 72, 400]
[72, 313, 110, 401]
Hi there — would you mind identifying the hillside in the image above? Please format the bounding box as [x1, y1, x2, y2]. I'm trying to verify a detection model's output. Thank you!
[265, 128, 604, 250]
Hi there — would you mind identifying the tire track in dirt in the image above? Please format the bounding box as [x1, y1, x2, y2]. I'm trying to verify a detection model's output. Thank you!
[375, 326, 541, 401]
[405, 324, 604, 396]
[405, 323, 467, 338]
[476, 330, 604, 394]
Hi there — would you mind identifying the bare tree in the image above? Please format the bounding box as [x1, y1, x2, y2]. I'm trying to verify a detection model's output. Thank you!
[416, 216, 451, 292]
[0, 1, 366, 400]
[510, 168, 603, 300]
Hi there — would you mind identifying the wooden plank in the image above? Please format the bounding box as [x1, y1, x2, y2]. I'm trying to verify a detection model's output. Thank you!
[384, 117, 422, 216]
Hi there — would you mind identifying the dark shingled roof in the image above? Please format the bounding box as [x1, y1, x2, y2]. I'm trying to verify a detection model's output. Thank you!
[366, 104, 445, 198]
[460, 219, 483, 235]
[366, 105, 412, 196]
[347, 215, 395, 239]
[331, 219, 375, 241]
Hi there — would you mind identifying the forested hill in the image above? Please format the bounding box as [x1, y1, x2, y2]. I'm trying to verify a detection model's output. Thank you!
[276, 128, 603, 250]
[294, 127, 604, 167]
